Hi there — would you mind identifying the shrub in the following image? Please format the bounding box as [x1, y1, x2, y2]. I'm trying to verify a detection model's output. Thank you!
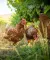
[10, 13, 20, 26]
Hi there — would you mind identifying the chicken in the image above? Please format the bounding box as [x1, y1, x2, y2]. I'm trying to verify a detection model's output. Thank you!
[25, 25, 38, 43]
[39, 13, 50, 41]
[47, 25, 50, 39]
[4, 18, 26, 44]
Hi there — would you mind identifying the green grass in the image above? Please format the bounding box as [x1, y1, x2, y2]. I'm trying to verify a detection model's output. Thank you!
[0, 37, 49, 60]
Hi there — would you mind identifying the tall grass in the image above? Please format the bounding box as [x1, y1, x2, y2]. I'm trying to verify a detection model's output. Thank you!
[0, 37, 49, 60]
[15, 38, 49, 60]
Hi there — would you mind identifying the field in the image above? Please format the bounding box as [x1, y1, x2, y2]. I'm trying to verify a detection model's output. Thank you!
[0, 13, 50, 60]
[0, 24, 50, 60]
[0, 0, 50, 60]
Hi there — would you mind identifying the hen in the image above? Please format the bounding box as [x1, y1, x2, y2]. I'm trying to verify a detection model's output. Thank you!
[4, 18, 26, 44]
[39, 13, 50, 40]
[25, 25, 38, 43]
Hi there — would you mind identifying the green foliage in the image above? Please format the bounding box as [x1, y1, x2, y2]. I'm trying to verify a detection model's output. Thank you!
[44, 5, 50, 18]
[16, 38, 49, 60]
[6, 0, 43, 21]
[49, 44, 50, 59]
[10, 13, 20, 26]
[7, 0, 50, 24]
[0, 50, 21, 60]
[44, 5, 50, 14]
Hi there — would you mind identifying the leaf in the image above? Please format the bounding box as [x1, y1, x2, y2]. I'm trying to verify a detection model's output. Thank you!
[44, 5, 50, 14]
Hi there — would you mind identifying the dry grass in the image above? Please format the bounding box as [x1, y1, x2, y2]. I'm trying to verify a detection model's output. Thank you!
[0, 25, 14, 49]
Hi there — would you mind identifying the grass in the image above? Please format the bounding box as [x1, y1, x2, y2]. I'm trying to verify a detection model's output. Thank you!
[16, 38, 49, 60]
[0, 37, 49, 60]
[0, 25, 50, 60]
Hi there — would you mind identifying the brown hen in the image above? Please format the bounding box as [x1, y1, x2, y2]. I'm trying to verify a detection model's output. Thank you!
[4, 18, 26, 44]
[25, 25, 38, 43]
[39, 13, 50, 41]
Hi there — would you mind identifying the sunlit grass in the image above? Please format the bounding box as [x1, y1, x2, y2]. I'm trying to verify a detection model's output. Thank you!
[0, 20, 49, 60]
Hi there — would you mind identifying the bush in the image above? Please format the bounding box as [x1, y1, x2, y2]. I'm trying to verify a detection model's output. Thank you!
[7, 0, 50, 22]
[10, 13, 20, 26]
